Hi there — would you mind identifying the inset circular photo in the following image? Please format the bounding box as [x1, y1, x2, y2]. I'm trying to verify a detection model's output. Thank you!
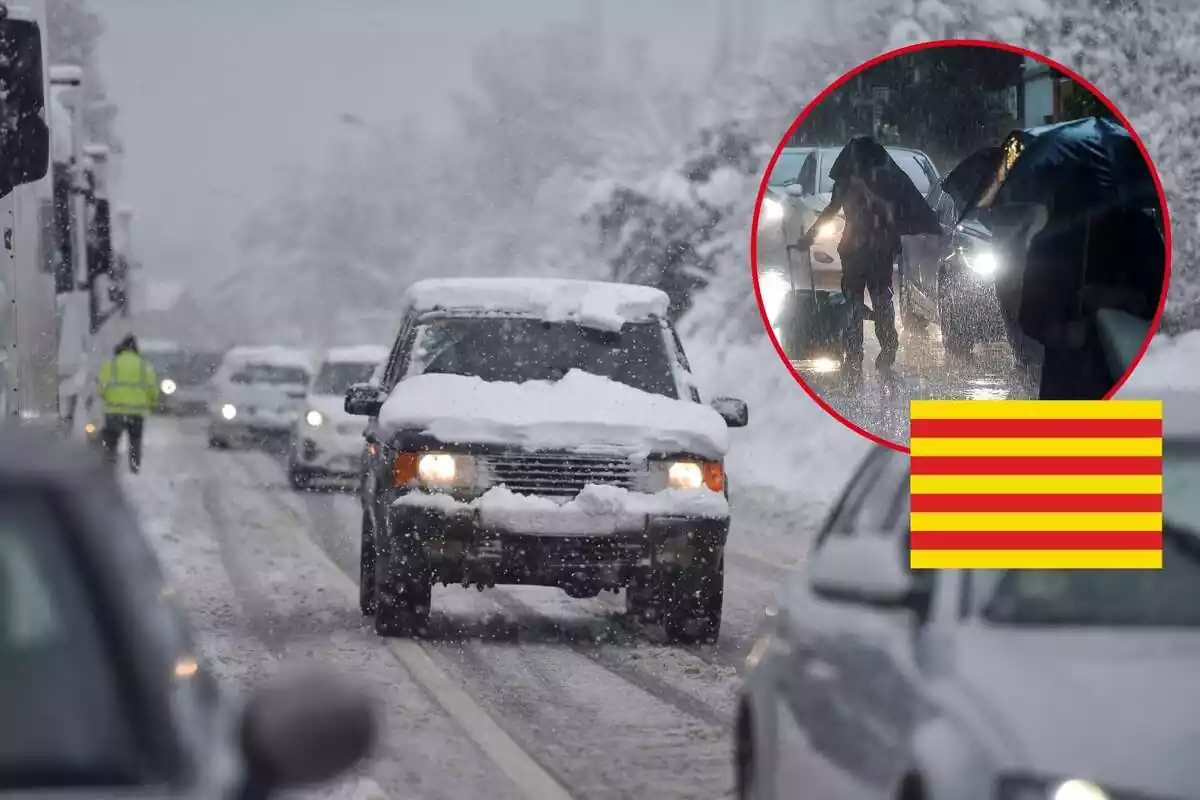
[752, 40, 1170, 450]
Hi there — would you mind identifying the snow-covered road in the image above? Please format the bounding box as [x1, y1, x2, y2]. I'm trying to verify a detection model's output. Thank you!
[128, 418, 816, 799]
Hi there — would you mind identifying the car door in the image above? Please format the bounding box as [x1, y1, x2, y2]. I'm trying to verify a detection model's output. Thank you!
[772, 448, 932, 798]
[361, 318, 414, 515]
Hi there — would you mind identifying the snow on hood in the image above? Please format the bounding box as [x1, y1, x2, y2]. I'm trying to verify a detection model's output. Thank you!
[395, 484, 729, 535]
[951, 628, 1200, 798]
[221, 346, 314, 373]
[378, 369, 730, 458]
[402, 278, 670, 333]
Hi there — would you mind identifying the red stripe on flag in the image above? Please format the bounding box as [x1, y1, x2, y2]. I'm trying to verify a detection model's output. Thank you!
[910, 493, 1163, 513]
[910, 530, 1164, 550]
[909, 456, 1163, 475]
[910, 418, 1162, 438]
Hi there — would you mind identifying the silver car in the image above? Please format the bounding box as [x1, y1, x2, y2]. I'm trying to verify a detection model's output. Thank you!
[738, 393, 1200, 800]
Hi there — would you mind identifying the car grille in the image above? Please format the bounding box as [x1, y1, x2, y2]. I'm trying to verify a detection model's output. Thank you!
[482, 451, 642, 497]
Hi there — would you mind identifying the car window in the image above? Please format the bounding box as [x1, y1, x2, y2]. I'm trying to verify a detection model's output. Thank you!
[851, 452, 910, 536]
[768, 150, 812, 186]
[312, 361, 377, 395]
[229, 363, 309, 386]
[405, 316, 680, 398]
[890, 151, 934, 197]
[0, 494, 138, 786]
[382, 318, 416, 391]
[798, 153, 818, 196]
[812, 447, 890, 550]
[815, 150, 837, 195]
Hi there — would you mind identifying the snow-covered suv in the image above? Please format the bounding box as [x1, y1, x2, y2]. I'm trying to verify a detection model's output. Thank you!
[345, 277, 748, 643]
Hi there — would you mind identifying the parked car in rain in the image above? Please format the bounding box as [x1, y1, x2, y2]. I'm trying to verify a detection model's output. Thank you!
[736, 391, 1200, 800]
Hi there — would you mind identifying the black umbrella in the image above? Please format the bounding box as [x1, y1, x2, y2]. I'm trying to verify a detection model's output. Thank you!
[828, 136, 942, 237]
[942, 146, 1003, 212]
[960, 117, 1158, 223]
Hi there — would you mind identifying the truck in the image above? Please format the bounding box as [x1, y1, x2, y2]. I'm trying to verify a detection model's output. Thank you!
[0, 0, 57, 427]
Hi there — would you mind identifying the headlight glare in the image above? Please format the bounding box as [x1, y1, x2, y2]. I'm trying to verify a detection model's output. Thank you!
[305, 409, 323, 427]
[963, 246, 1000, 276]
[758, 271, 791, 327]
[816, 218, 843, 241]
[220, 404, 236, 420]
[418, 453, 457, 484]
[997, 775, 1113, 800]
[759, 197, 785, 225]
[648, 459, 725, 492]
[160, 379, 177, 395]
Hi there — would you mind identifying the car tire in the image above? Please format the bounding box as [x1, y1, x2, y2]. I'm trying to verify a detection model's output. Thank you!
[373, 517, 432, 637]
[624, 577, 657, 623]
[662, 549, 724, 645]
[359, 511, 376, 616]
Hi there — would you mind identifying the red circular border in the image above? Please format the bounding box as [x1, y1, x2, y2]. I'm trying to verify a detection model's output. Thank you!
[750, 37, 1174, 455]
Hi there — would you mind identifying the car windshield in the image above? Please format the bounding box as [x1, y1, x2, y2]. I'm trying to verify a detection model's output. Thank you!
[312, 361, 377, 395]
[0, 493, 135, 786]
[229, 363, 309, 386]
[407, 316, 679, 398]
[146, 352, 221, 386]
[768, 150, 812, 186]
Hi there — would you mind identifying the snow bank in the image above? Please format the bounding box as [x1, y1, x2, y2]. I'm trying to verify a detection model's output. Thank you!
[394, 484, 730, 536]
[379, 369, 730, 458]
[402, 278, 671, 333]
[322, 344, 390, 366]
[1120, 331, 1200, 394]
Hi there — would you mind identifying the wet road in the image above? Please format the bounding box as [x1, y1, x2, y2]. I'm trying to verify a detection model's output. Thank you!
[791, 316, 1039, 446]
[129, 419, 819, 800]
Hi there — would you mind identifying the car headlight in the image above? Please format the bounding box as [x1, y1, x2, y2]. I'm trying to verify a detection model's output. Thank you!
[647, 459, 725, 492]
[960, 243, 1000, 277]
[998, 775, 1114, 800]
[220, 403, 237, 420]
[759, 197, 785, 226]
[305, 409, 323, 427]
[758, 271, 792, 327]
[392, 451, 479, 490]
[815, 217, 843, 241]
[160, 379, 177, 395]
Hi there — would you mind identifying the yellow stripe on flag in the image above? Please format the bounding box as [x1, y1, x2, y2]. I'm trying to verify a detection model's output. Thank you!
[910, 550, 1163, 569]
[909, 399, 1163, 420]
[910, 437, 1162, 458]
[909, 474, 1163, 495]
[910, 511, 1162, 532]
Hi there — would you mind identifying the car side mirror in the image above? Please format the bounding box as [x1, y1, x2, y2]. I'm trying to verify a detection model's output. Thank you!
[711, 396, 748, 428]
[784, 184, 808, 198]
[344, 382, 386, 417]
[808, 534, 923, 612]
[239, 671, 377, 799]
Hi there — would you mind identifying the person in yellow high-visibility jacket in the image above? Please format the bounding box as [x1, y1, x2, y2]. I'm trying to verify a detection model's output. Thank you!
[96, 334, 159, 473]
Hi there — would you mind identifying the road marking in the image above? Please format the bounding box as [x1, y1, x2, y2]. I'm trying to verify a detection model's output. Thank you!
[274, 495, 575, 800]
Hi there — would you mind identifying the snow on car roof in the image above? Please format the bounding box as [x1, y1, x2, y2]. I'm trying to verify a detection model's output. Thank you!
[222, 345, 315, 370]
[401, 278, 671, 333]
[322, 345, 390, 365]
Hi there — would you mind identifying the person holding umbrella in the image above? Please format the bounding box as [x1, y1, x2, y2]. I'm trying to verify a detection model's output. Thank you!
[797, 135, 941, 387]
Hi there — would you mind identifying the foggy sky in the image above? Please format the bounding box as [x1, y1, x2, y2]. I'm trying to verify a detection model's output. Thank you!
[94, 0, 803, 294]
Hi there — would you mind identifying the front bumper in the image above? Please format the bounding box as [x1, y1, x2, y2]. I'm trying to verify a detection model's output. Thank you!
[209, 415, 297, 447]
[385, 500, 729, 590]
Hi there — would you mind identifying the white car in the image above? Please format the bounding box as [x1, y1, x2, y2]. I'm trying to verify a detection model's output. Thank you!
[286, 345, 389, 489]
[737, 390, 1200, 800]
[207, 346, 314, 451]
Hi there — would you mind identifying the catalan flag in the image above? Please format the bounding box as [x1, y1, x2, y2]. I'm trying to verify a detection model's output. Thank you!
[909, 400, 1163, 570]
